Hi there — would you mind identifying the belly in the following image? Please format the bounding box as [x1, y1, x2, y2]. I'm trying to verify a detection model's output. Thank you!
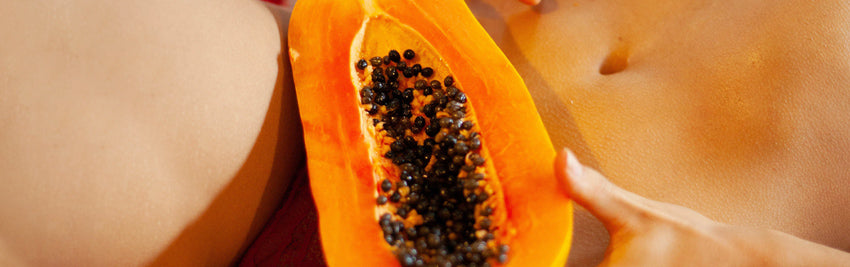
[470, 0, 850, 264]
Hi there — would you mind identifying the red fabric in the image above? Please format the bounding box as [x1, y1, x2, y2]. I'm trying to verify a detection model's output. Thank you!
[239, 168, 327, 267]
[242, 2, 321, 265]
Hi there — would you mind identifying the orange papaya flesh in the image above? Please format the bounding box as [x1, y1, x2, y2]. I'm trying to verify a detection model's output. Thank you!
[288, 0, 573, 266]
[358, 44, 511, 265]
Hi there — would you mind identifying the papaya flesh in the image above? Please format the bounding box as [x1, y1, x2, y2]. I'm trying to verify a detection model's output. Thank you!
[288, 0, 572, 266]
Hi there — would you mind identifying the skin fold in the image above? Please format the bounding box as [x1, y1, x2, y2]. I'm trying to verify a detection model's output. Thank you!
[1, 0, 848, 266]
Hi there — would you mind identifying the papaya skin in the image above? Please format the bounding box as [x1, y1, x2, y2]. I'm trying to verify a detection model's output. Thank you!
[469, 0, 850, 265]
[288, 0, 572, 266]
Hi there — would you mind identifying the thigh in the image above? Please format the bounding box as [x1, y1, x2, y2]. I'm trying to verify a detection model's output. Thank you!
[0, 0, 302, 265]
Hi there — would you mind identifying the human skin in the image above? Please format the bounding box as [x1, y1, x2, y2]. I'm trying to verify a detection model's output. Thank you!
[0, 0, 302, 265]
[2, 0, 849, 266]
[555, 148, 850, 266]
[468, 0, 850, 265]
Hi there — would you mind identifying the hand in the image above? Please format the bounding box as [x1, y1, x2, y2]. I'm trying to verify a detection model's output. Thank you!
[555, 148, 850, 266]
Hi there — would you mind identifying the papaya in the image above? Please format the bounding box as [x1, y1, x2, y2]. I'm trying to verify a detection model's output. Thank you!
[288, 0, 572, 266]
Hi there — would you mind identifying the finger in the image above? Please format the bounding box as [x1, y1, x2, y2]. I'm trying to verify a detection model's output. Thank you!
[518, 0, 541, 6]
[554, 148, 646, 229]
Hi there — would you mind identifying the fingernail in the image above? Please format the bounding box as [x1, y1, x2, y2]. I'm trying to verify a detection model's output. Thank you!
[566, 149, 583, 180]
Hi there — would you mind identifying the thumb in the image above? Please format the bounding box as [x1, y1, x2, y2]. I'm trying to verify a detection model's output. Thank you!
[555, 148, 645, 229]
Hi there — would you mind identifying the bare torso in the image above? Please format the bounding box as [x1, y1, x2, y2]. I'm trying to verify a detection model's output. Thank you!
[469, 0, 850, 265]
[2, 0, 848, 266]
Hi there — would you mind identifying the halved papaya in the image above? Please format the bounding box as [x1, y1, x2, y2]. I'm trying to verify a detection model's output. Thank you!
[288, 0, 572, 266]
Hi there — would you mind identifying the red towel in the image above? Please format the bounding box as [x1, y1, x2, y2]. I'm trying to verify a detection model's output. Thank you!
[239, 168, 327, 266]
[261, 0, 286, 6]
[241, 2, 324, 265]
